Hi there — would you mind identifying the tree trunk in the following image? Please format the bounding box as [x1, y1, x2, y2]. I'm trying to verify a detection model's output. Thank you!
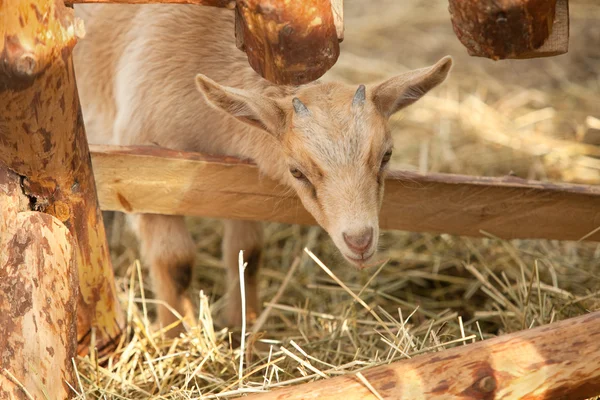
[0, 0, 124, 356]
[0, 167, 78, 399]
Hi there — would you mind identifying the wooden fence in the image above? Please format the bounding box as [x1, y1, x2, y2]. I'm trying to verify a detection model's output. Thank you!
[91, 144, 600, 242]
[2, 0, 600, 399]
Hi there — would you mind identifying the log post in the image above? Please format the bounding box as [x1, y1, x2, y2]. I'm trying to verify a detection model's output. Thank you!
[235, 0, 341, 85]
[0, 168, 79, 399]
[240, 311, 600, 400]
[0, 0, 124, 356]
[448, 0, 569, 60]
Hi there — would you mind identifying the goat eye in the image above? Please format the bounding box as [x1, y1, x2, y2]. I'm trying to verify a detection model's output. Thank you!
[381, 150, 392, 168]
[290, 168, 306, 180]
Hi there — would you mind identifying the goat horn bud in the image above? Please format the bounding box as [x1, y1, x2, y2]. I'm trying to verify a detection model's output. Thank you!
[292, 97, 310, 116]
[352, 84, 366, 107]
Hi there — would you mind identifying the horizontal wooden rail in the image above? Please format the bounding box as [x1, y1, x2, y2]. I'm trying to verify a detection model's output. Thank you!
[90, 145, 600, 242]
[239, 311, 600, 400]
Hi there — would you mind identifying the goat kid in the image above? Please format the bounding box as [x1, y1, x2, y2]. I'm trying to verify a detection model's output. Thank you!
[74, 4, 452, 336]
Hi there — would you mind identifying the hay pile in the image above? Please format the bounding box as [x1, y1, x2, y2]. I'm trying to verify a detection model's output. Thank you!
[77, 0, 600, 398]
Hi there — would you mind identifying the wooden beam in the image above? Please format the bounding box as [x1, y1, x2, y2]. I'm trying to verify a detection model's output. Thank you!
[238, 311, 600, 400]
[0, 0, 124, 356]
[90, 145, 600, 242]
[448, 0, 569, 60]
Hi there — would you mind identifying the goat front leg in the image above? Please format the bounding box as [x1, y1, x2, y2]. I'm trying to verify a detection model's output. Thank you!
[130, 214, 196, 337]
[223, 220, 263, 328]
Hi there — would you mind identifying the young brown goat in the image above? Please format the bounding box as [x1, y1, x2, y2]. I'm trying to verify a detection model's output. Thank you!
[74, 4, 452, 336]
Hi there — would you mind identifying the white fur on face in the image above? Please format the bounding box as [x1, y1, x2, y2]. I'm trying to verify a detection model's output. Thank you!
[281, 86, 393, 265]
[190, 59, 451, 265]
[276, 58, 452, 264]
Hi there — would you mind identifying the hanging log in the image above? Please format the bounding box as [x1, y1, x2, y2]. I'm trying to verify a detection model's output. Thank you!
[239, 311, 600, 400]
[0, 168, 78, 400]
[448, 0, 569, 60]
[235, 0, 341, 85]
[90, 145, 600, 242]
[0, 0, 124, 356]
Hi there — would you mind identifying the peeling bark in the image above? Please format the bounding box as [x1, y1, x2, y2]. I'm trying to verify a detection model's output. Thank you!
[241, 311, 600, 400]
[448, 0, 569, 60]
[236, 0, 340, 85]
[0, 168, 78, 400]
[0, 0, 124, 355]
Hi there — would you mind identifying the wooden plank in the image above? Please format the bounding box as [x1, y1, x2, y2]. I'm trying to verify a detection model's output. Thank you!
[238, 311, 600, 400]
[90, 145, 600, 242]
[449, 0, 569, 60]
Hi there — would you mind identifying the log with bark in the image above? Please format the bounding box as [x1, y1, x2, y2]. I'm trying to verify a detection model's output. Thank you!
[238, 311, 600, 400]
[0, 167, 79, 399]
[0, 0, 124, 356]
[235, 0, 341, 85]
[448, 0, 569, 60]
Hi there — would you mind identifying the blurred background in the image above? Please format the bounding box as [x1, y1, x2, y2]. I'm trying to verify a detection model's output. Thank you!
[329, 0, 600, 184]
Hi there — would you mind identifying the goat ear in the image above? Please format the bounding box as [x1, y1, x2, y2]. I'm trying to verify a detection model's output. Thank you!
[371, 56, 453, 118]
[195, 74, 286, 136]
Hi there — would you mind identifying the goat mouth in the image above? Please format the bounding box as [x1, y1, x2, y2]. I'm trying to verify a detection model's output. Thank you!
[344, 251, 375, 266]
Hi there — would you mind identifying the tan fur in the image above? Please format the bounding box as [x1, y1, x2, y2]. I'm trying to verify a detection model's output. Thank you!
[74, 4, 452, 335]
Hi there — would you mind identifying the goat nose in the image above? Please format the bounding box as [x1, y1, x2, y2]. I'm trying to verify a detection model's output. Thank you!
[343, 228, 373, 253]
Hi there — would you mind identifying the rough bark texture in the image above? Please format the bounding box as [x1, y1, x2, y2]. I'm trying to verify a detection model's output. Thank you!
[240, 311, 600, 400]
[0, 0, 124, 356]
[90, 145, 600, 242]
[449, 0, 569, 60]
[236, 0, 340, 85]
[0, 167, 78, 400]
[68, 0, 236, 5]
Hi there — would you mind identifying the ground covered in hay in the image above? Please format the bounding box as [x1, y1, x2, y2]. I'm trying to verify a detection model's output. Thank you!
[77, 0, 600, 398]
